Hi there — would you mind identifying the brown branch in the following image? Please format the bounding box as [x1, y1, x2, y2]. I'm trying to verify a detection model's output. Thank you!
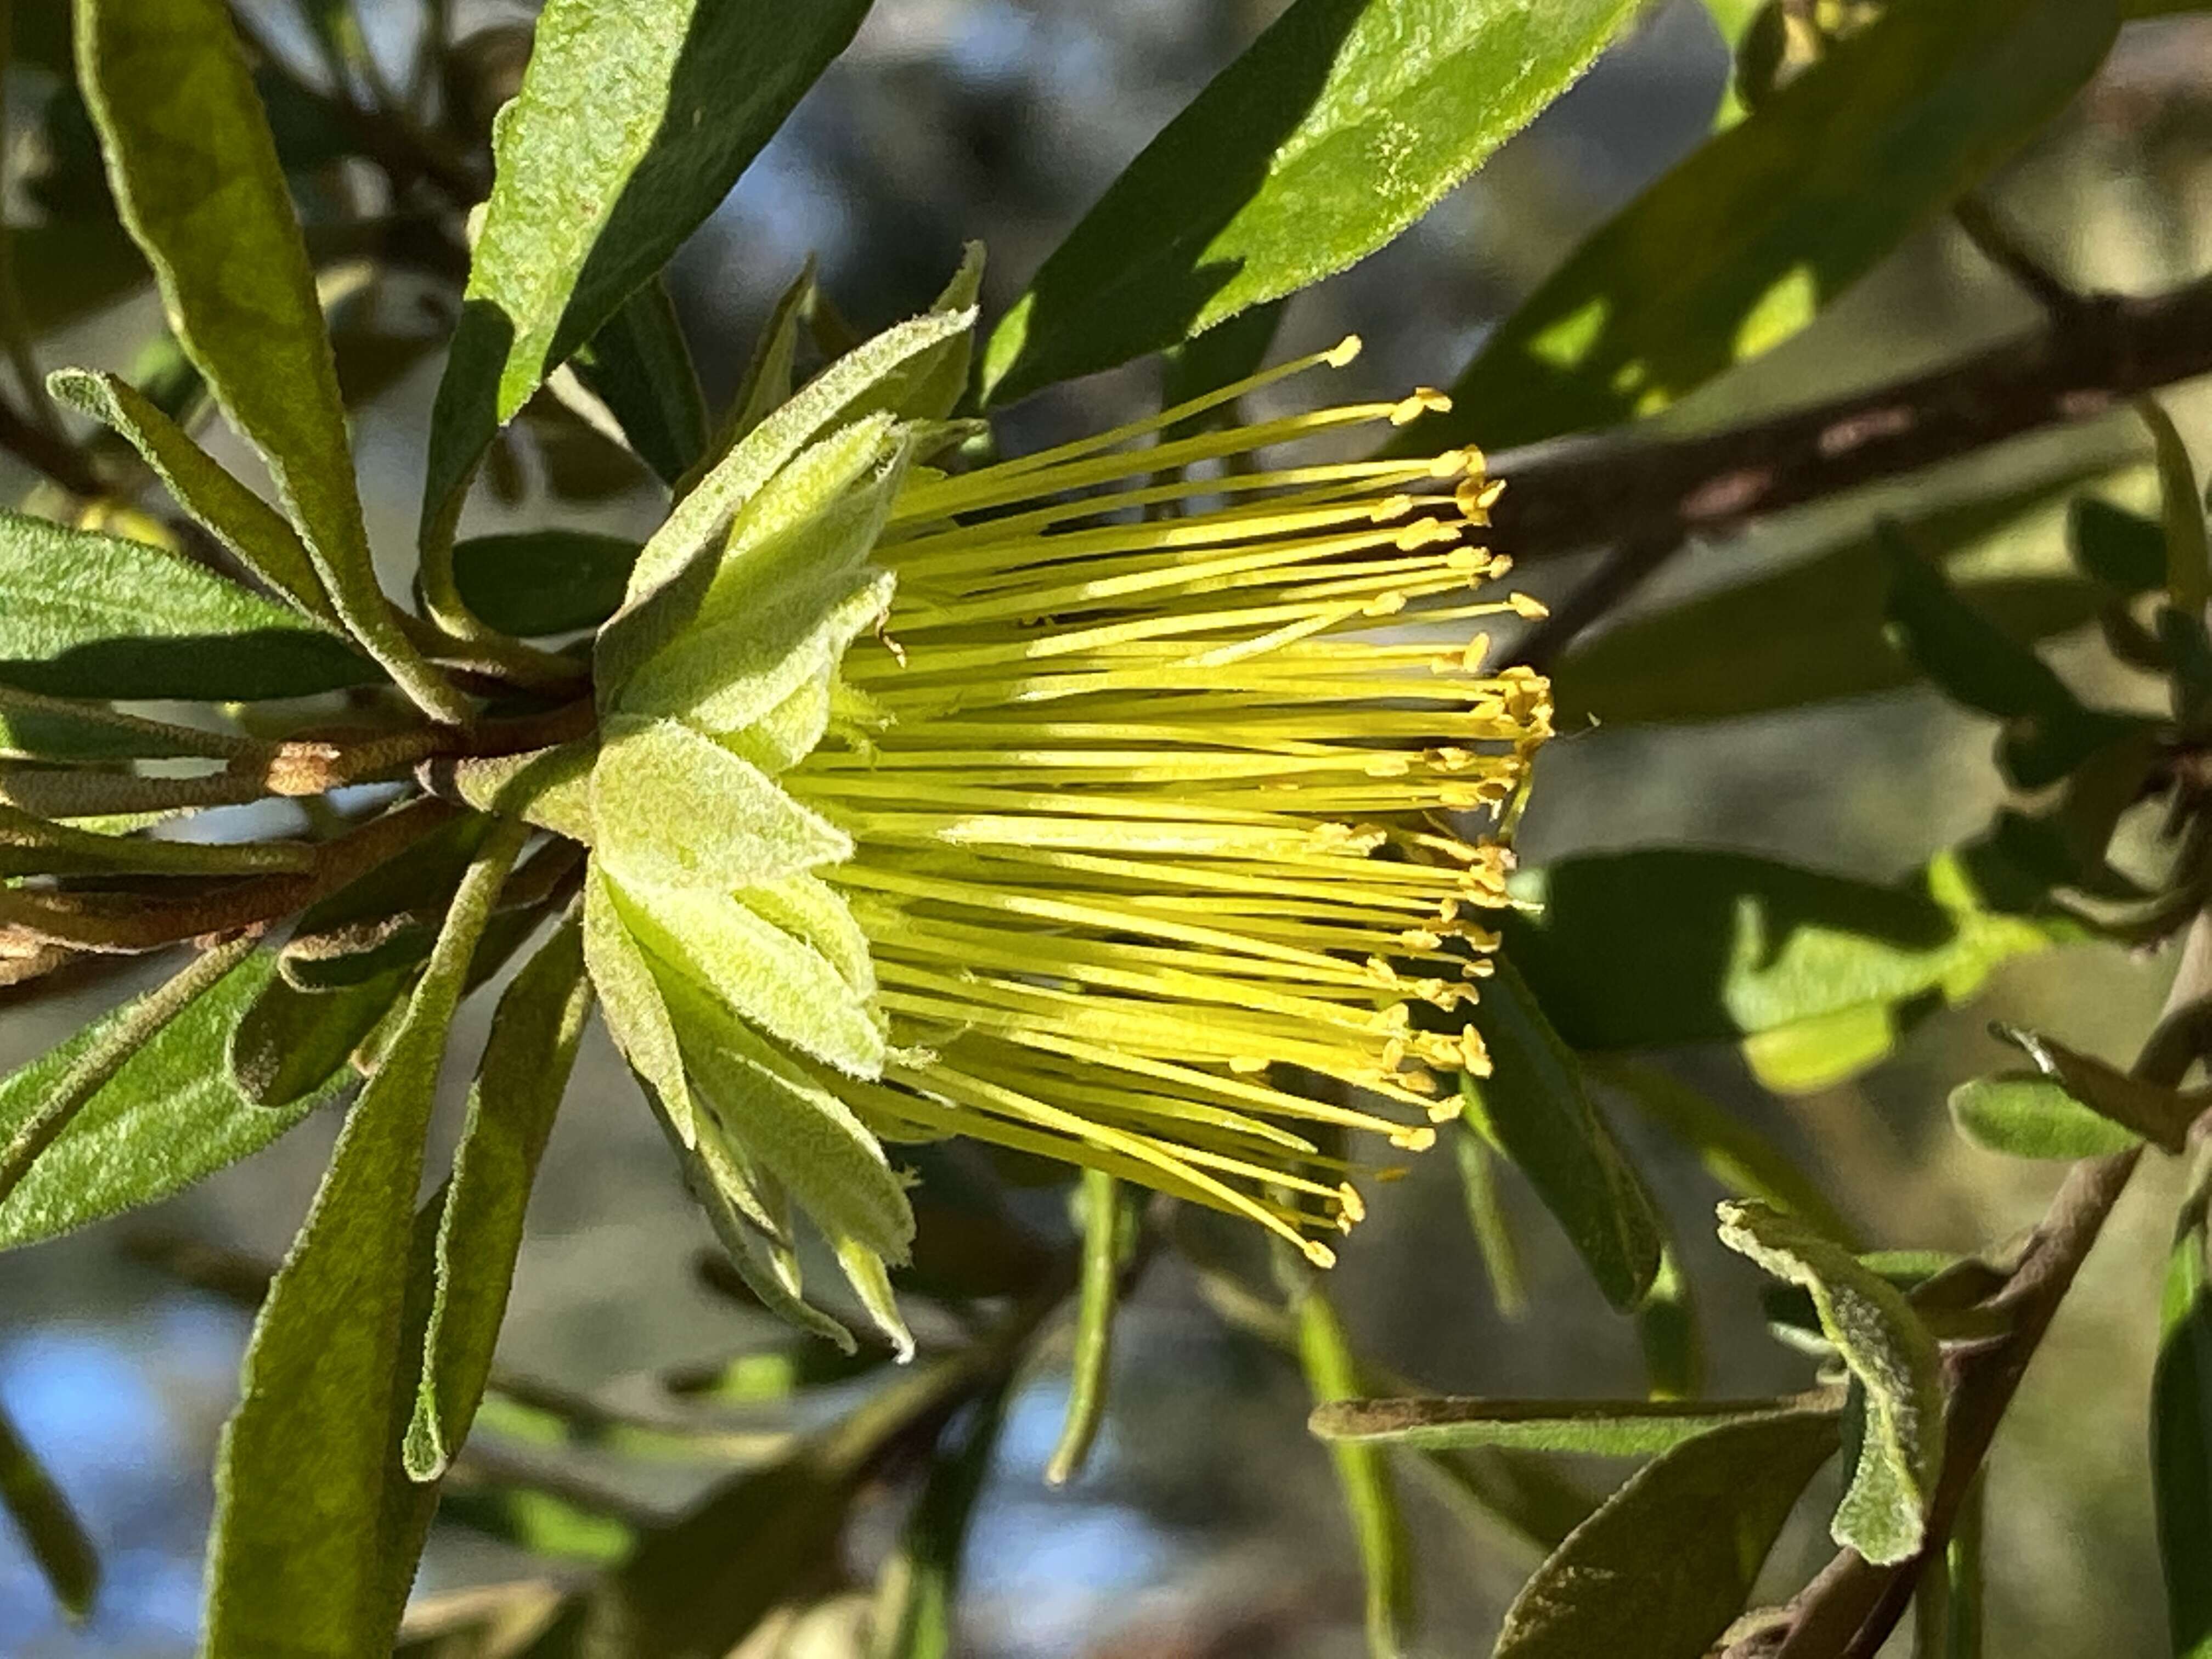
[1731, 909, 2212, 1659]
[1508, 532, 1686, 671]
[1492, 277, 2212, 562]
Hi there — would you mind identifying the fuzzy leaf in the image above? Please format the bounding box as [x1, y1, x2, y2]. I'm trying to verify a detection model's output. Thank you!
[596, 308, 969, 696]
[0, 685, 264, 764]
[228, 967, 411, 1111]
[1989, 1024, 2207, 1154]
[404, 917, 591, 1480]
[612, 874, 885, 1077]
[1949, 1070, 2143, 1161]
[1492, 1411, 1840, 1659]
[1312, 1396, 1814, 1457]
[421, 0, 873, 552]
[0, 800, 309, 879]
[979, 0, 1645, 403]
[77, 0, 465, 721]
[1716, 1201, 1944, 1565]
[48, 368, 330, 619]
[582, 862, 697, 1149]
[659, 972, 911, 1265]
[0, 511, 371, 701]
[0, 951, 338, 1249]
[592, 718, 851, 891]
[201, 822, 524, 1655]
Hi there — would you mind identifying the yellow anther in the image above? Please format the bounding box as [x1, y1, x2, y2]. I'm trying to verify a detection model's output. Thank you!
[1508, 592, 1549, 619]
[1324, 334, 1363, 368]
[1389, 387, 1453, 425]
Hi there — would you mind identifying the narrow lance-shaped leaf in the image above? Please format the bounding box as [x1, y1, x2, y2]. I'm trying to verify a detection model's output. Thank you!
[2141, 398, 2211, 616]
[202, 817, 528, 1657]
[1292, 1267, 1410, 1659]
[1453, 1125, 1528, 1319]
[404, 913, 592, 1480]
[1637, 1245, 1702, 1403]
[0, 511, 374, 702]
[420, 0, 874, 603]
[1460, 956, 1662, 1312]
[980, 0, 1644, 404]
[1313, 1395, 1821, 1457]
[1492, 1410, 1841, 1659]
[1988, 1022, 2208, 1154]
[2155, 1149, 2212, 1659]
[571, 276, 709, 489]
[1415, 0, 2118, 450]
[46, 368, 331, 620]
[0, 1401, 97, 1621]
[1715, 1201, 1945, 1566]
[0, 935, 260, 1215]
[1046, 1167, 1126, 1487]
[1878, 522, 2146, 791]
[1, 952, 349, 1250]
[1948, 1071, 2143, 1162]
[76, 0, 466, 721]
[0, 800, 309, 879]
[0, 682, 269, 764]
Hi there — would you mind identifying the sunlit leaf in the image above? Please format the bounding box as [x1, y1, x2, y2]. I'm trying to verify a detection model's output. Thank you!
[980, 0, 1644, 404]
[1418, 0, 2118, 449]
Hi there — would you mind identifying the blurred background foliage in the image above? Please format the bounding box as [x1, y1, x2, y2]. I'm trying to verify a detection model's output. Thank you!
[7, 0, 2212, 1654]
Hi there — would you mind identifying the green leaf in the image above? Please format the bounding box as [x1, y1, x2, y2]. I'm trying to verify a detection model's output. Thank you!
[1985, 1023, 2207, 1153]
[1505, 848, 2063, 1053]
[2070, 496, 2168, 595]
[0, 951, 340, 1249]
[1046, 1167, 1128, 1487]
[0, 800, 309, 879]
[201, 820, 526, 1656]
[0, 1400, 97, 1621]
[2141, 398, 2211, 615]
[1589, 1057, 1857, 1245]
[0, 511, 373, 701]
[228, 969, 409, 1110]
[1948, 1071, 2143, 1161]
[76, 0, 465, 722]
[1453, 1125, 1528, 1319]
[47, 368, 331, 619]
[0, 686, 250, 764]
[1636, 1245, 1702, 1402]
[1460, 957, 1662, 1311]
[1312, 1395, 1814, 1456]
[1558, 468, 2125, 727]
[2154, 1152, 2212, 1659]
[979, 0, 1643, 404]
[571, 280, 709, 490]
[453, 530, 640, 637]
[1716, 1201, 1945, 1565]
[1293, 1269, 1411, 1659]
[404, 916, 591, 1480]
[870, 1375, 1012, 1659]
[1879, 522, 2145, 791]
[1491, 1410, 1840, 1659]
[1420, 0, 2118, 450]
[421, 0, 873, 563]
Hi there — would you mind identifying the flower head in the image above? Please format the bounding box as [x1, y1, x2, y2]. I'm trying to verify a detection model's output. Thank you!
[560, 254, 1550, 1349]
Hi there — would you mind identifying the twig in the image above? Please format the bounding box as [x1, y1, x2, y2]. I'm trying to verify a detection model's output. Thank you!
[1493, 276, 2212, 562]
[1733, 907, 2212, 1659]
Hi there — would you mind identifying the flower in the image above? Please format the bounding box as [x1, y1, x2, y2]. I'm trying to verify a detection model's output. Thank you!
[555, 255, 1549, 1350]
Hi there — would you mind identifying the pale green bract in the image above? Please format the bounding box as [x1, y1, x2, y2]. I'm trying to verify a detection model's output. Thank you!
[567, 267, 980, 1358]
